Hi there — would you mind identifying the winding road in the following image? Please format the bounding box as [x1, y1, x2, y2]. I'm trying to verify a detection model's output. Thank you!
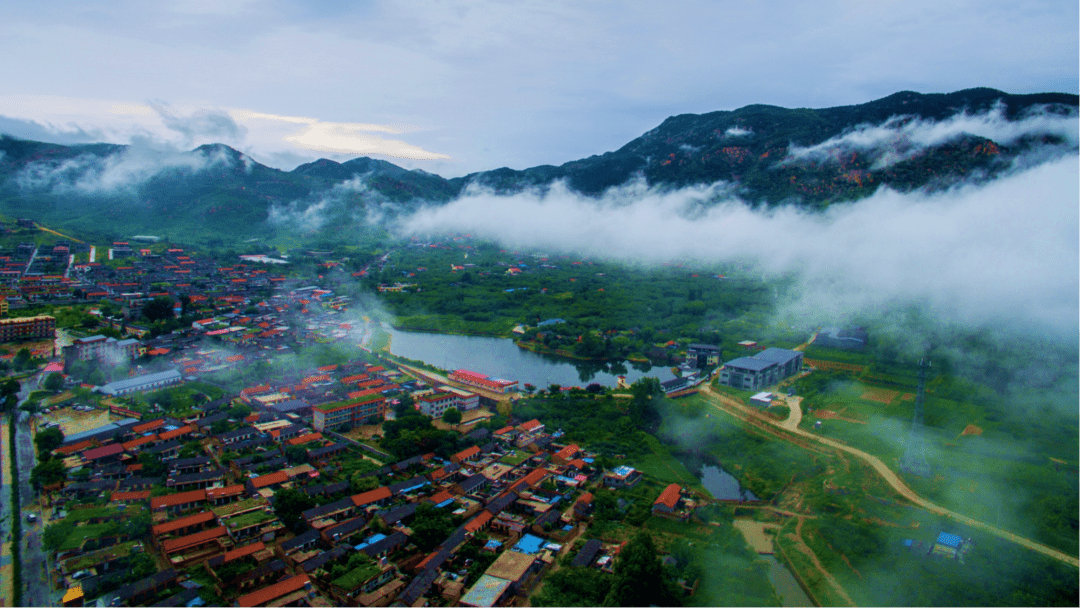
[699, 383, 1080, 569]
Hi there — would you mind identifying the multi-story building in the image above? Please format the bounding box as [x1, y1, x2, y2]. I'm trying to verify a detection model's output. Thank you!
[685, 343, 722, 368]
[718, 347, 804, 390]
[416, 387, 480, 418]
[62, 335, 141, 371]
[0, 315, 55, 343]
[449, 369, 518, 394]
[313, 395, 387, 432]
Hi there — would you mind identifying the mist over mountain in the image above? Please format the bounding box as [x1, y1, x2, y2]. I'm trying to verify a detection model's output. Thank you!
[0, 87, 1075, 246]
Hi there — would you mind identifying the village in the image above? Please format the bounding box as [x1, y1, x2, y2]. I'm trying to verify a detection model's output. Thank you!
[0, 223, 999, 608]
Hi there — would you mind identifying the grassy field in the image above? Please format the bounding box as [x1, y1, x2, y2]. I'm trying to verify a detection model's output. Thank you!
[628, 433, 706, 493]
[795, 369, 1079, 557]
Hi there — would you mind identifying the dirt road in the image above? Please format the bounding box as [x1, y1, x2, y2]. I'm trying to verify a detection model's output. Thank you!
[700, 383, 1080, 569]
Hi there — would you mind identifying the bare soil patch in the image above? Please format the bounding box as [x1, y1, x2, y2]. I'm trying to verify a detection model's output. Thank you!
[40, 407, 114, 437]
[816, 409, 867, 424]
[343, 424, 383, 441]
[960, 424, 983, 436]
[859, 388, 898, 404]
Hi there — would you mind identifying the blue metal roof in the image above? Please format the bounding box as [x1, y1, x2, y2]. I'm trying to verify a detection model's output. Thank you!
[936, 532, 962, 548]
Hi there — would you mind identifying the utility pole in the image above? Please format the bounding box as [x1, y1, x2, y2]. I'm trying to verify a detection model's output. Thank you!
[899, 358, 931, 477]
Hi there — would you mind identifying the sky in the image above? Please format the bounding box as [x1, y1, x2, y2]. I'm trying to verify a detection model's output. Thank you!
[0, 0, 1076, 177]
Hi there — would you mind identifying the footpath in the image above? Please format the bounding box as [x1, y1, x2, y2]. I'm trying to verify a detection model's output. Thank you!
[1, 419, 14, 606]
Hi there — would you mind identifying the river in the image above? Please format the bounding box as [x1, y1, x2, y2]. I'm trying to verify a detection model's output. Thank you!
[384, 326, 677, 388]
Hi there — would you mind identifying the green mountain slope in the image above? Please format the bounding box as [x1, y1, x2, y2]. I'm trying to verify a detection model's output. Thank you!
[0, 88, 1075, 245]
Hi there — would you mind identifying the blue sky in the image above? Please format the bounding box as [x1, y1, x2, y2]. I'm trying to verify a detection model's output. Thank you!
[1, 0, 1076, 176]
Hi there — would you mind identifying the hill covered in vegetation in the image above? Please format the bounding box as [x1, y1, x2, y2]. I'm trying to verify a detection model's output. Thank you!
[0, 88, 1074, 245]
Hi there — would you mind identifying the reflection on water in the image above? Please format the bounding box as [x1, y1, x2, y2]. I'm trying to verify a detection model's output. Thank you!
[385, 327, 676, 388]
[763, 555, 815, 607]
[699, 465, 759, 501]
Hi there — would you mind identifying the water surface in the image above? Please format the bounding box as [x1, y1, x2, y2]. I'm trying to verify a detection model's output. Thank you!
[386, 327, 677, 388]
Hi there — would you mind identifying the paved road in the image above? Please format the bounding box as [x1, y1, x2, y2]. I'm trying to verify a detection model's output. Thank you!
[700, 383, 1080, 569]
[14, 377, 56, 607]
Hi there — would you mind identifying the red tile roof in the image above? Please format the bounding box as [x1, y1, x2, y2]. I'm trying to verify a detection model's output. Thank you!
[285, 432, 322, 447]
[654, 483, 681, 509]
[236, 574, 310, 607]
[578, 492, 594, 505]
[152, 511, 216, 536]
[464, 510, 493, 533]
[519, 419, 543, 433]
[567, 459, 586, 470]
[493, 425, 516, 436]
[351, 486, 392, 507]
[427, 490, 454, 505]
[206, 485, 245, 501]
[221, 541, 265, 564]
[82, 443, 124, 461]
[161, 525, 227, 554]
[121, 435, 158, 451]
[151, 489, 207, 510]
[57, 440, 96, 456]
[111, 490, 151, 502]
[554, 444, 580, 461]
[250, 471, 289, 489]
[132, 418, 166, 434]
[157, 425, 195, 442]
[452, 445, 481, 463]
[521, 468, 548, 487]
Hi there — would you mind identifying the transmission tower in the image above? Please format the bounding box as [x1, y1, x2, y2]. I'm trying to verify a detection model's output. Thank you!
[899, 358, 931, 478]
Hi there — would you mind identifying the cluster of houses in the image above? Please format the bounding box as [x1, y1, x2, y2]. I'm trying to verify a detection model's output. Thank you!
[41, 394, 672, 608]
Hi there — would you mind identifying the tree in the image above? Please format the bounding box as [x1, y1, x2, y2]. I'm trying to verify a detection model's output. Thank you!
[179, 294, 192, 317]
[179, 440, 204, 459]
[137, 452, 166, 478]
[31, 458, 67, 490]
[604, 531, 681, 607]
[43, 372, 64, 392]
[14, 348, 32, 370]
[272, 488, 315, 533]
[411, 502, 457, 551]
[534, 567, 613, 607]
[35, 427, 65, 457]
[1, 378, 20, 399]
[394, 395, 415, 419]
[286, 445, 309, 465]
[442, 407, 462, 425]
[142, 296, 175, 322]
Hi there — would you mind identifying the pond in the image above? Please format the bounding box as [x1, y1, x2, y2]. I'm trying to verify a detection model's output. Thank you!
[763, 555, 815, 607]
[385, 326, 677, 389]
[699, 464, 759, 502]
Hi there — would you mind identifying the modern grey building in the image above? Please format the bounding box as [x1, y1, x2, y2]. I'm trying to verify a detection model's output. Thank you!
[718, 347, 803, 390]
[97, 369, 182, 396]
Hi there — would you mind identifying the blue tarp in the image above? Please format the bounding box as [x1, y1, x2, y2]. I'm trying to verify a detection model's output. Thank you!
[354, 533, 388, 551]
[513, 534, 545, 555]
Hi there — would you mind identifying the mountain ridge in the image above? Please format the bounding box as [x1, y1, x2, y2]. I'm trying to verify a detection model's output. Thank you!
[0, 87, 1075, 245]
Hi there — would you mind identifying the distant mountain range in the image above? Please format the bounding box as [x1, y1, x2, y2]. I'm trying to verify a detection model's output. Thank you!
[0, 88, 1075, 246]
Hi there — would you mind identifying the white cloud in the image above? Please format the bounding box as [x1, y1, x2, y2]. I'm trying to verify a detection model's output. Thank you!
[397, 158, 1079, 338]
[784, 103, 1078, 169]
[15, 145, 234, 194]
